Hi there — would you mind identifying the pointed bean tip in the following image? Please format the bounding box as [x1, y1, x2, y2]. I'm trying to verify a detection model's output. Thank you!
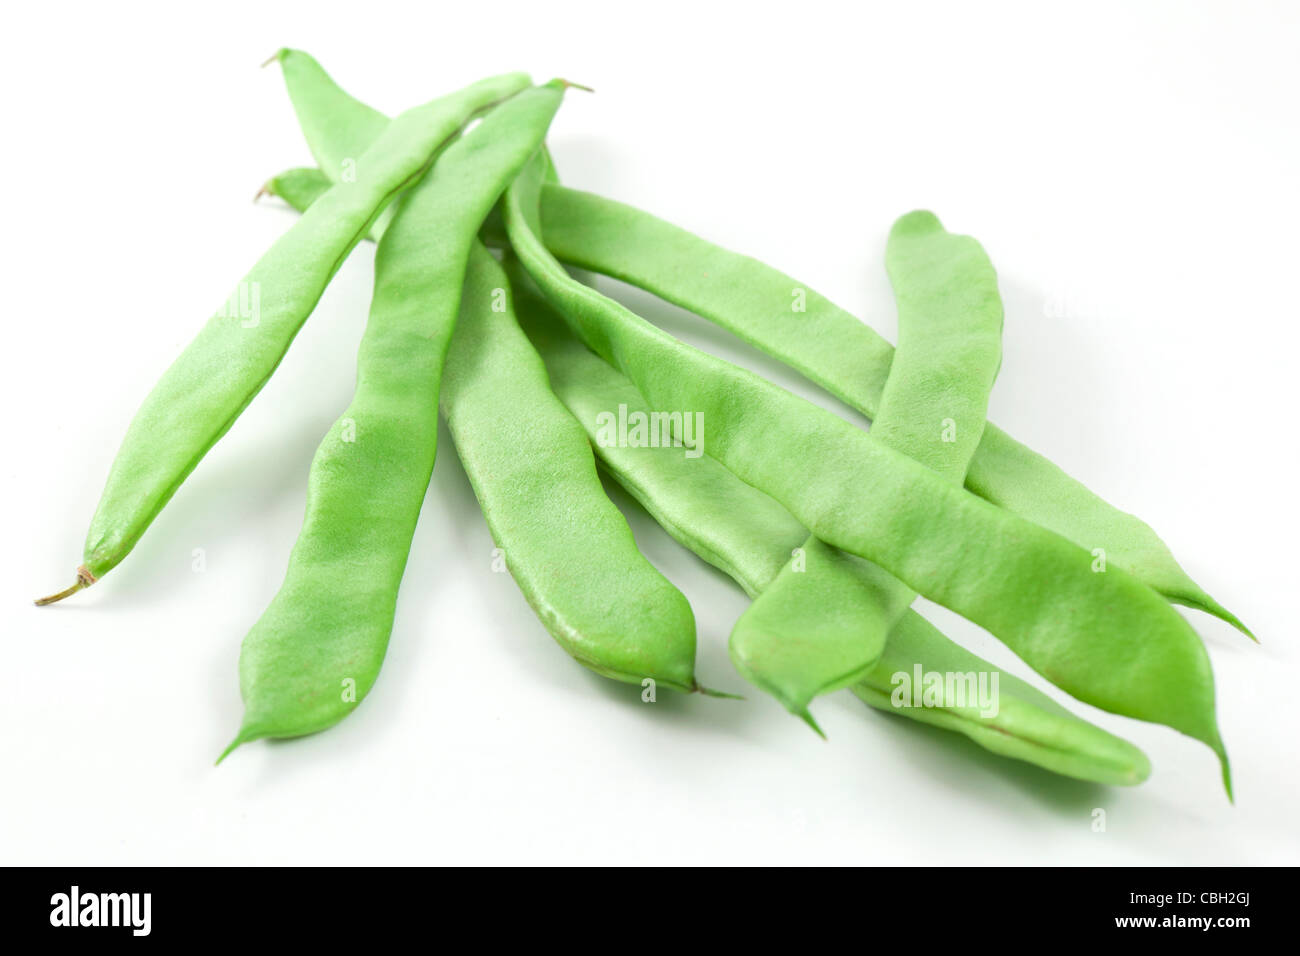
[216, 731, 251, 766]
[259, 49, 286, 69]
[796, 708, 827, 740]
[1221, 612, 1257, 643]
[696, 684, 744, 700]
[1204, 602, 1256, 642]
[1169, 590, 1255, 642]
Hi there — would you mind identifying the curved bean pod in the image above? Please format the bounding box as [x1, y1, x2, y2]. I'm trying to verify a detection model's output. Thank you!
[516, 274, 1149, 786]
[872, 211, 1004, 481]
[442, 244, 698, 691]
[730, 210, 1004, 728]
[221, 82, 566, 757]
[38, 70, 531, 605]
[504, 151, 1230, 793]
[852, 613, 1152, 787]
[275, 49, 388, 180]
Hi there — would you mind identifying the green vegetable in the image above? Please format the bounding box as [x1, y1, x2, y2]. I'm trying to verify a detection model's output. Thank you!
[441, 244, 699, 691]
[213, 49, 1232, 791]
[730, 210, 1004, 729]
[220, 81, 566, 758]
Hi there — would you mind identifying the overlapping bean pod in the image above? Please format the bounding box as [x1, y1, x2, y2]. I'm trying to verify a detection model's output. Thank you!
[729, 210, 1003, 729]
[439, 243, 700, 692]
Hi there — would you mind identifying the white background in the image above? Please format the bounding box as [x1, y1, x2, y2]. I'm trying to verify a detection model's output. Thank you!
[2, 0, 1296, 865]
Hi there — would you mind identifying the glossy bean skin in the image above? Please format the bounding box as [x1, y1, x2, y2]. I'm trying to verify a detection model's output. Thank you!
[256, 54, 1246, 639]
[38, 71, 530, 606]
[729, 210, 1004, 728]
[516, 274, 1149, 786]
[221, 83, 565, 757]
[442, 245, 698, 691]
[504, 151, 1229, 791]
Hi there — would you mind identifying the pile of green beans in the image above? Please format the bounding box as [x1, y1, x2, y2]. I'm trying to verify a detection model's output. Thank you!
[37, 50, 1249, 797]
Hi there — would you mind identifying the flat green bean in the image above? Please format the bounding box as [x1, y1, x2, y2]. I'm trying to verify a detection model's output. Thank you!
[504, 150, 1230, 793]
[275, 49, 388, 183]
[515, 272, 1149, 786]
[270, 49, 395, 239]
[37, 70, 531, 605]
[441, 244, 698, 691]
[872, 211, 1004, 482]
[220, 82, 565, 757]
[730, 210, 1004, 729]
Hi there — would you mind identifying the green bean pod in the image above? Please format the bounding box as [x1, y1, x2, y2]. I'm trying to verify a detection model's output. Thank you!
[504, 151, 1229, 793]
[441, 244, 698, 691]
[872, 211, 1004, 480]
[729, 210, 1004, 729]
[38, 71, 532, 606]
[852, 612, 1152, 786]
[221, 82, 567, 758]
[275, 48, 388, 181]
[515, 273, 1149, 786]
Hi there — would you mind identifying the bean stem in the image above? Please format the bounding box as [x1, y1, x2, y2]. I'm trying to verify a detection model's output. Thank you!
[34, 566, 96, 606]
